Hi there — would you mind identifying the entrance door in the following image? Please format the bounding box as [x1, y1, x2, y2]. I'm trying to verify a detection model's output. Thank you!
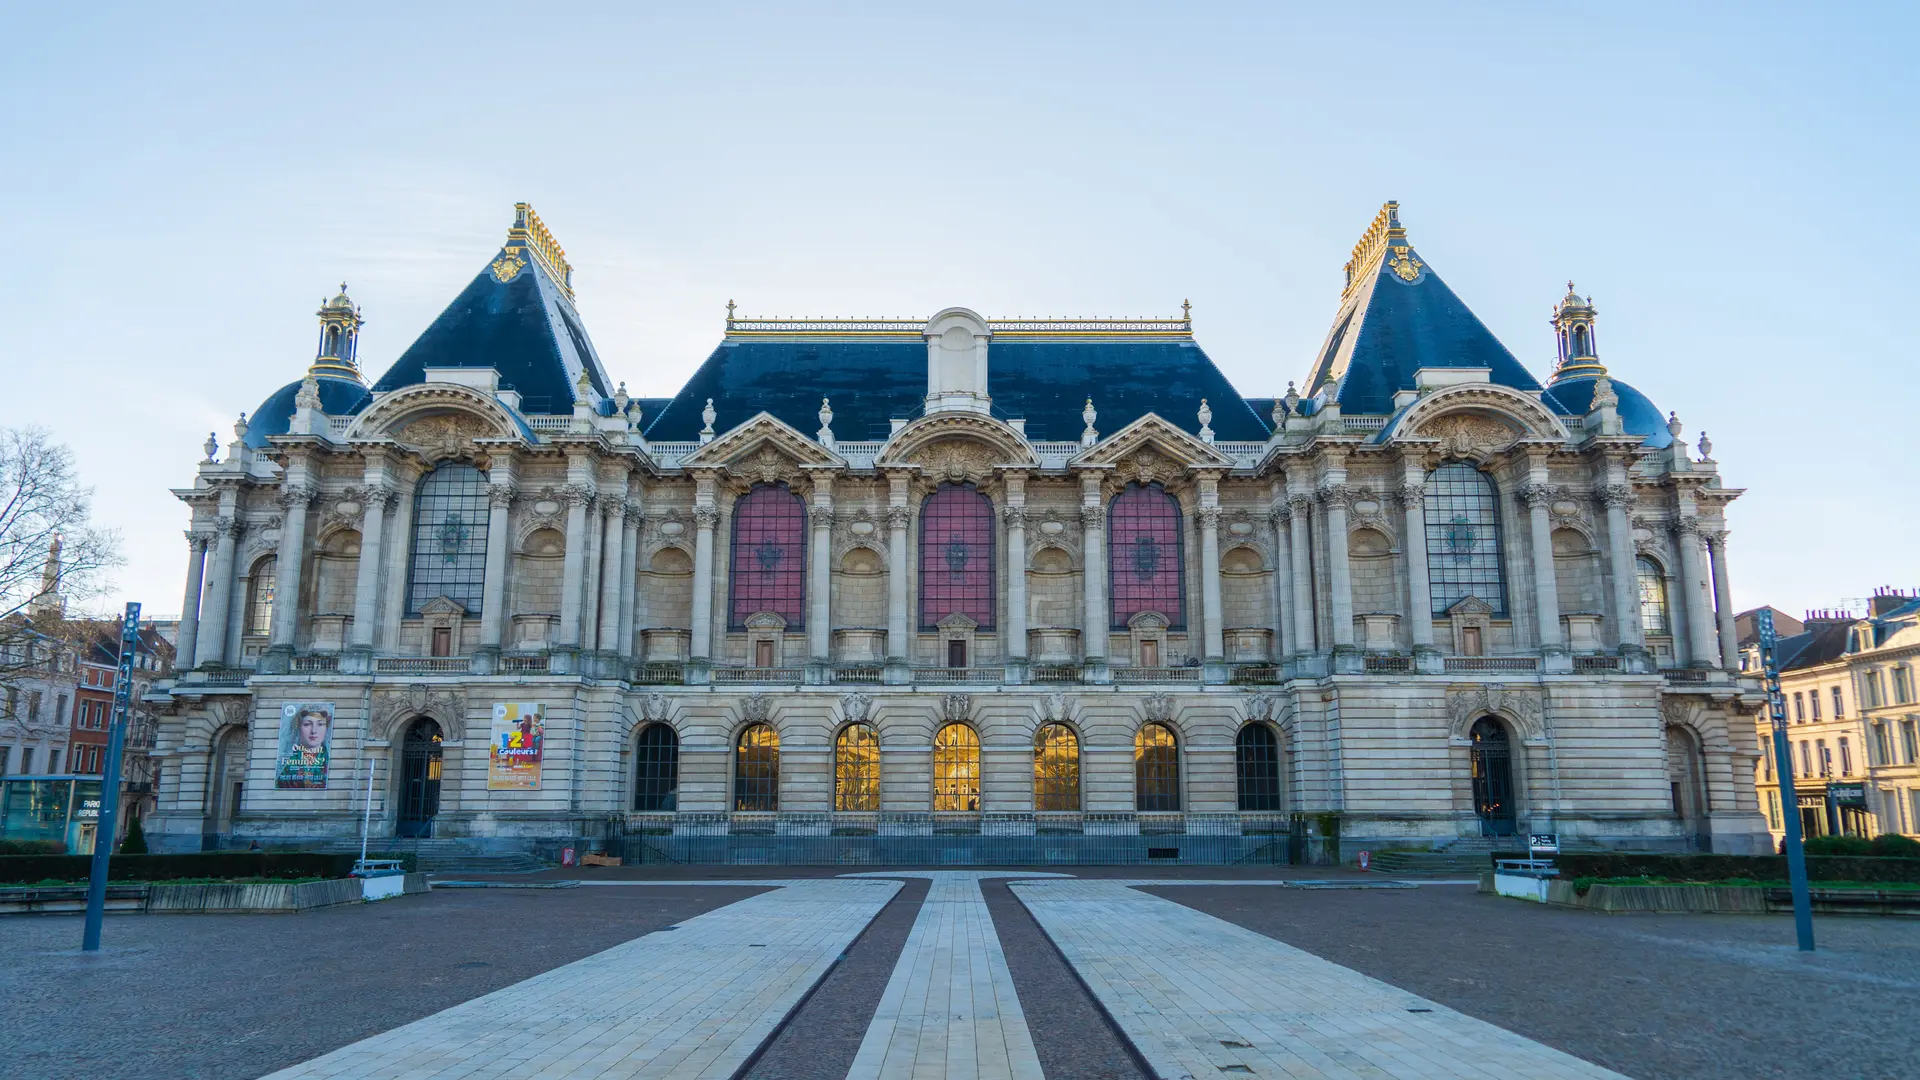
[1469, 718, 1516, 836]
[947, 639, 967, 668]
[397, 719, 444, 838]
[1140, 640, 1160, 668]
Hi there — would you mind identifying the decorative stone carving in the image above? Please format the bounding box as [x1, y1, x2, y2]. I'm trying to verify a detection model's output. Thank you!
[1446, 684, 1543, 742]
[885, 506, 913, 530]
[639, 693, 673, 723]
[1195, 507, 1222, 530]
[1038, 692, 1072, 724]
[840, 692, 874, 724]
[1079, 506, 1106, 529]
[1286, 493, 1314, 516]
[372, 684, 467, 742]
[1418, 413, 1519, 458]
[692, 506, 721, 529]
[488, 484, 516, 509]
[740, 693, 771, 724]
[1141, 692, 1175, 723]
[1000, 505, 1029, 527]
[1597, 483, 1634, 509]
[909, 441, 996, 486]
[560, 483, 596, 509]
[941, 693, 972, 723]
[277, 483, 318, 509]
[397, 414, 492, 460]
[1396, 482, 1425, 509]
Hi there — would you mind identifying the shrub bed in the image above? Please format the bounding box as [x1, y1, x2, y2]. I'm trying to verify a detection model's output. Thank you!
[1493, 851, 1920, 885]
[0, 852, 356, 885]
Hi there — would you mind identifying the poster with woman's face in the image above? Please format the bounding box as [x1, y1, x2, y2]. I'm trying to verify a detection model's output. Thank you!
[276, 701, 334, 789]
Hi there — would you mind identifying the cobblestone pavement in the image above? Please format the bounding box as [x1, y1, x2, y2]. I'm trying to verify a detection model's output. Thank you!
[1019, 879, 1621, 1080]
[1156, 883, 1920, 1080]
[0, 885, 766, 1080]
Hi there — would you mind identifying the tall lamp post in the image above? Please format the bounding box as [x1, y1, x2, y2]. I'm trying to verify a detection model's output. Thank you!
[82, 602, 141, 952]
[1757, 607, 1814, 951]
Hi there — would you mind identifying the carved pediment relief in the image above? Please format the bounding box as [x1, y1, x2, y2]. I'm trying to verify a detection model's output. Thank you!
[678, 412, 845, 476]
[1446, 595, 1496, 616]
[1417, 412, 1521, 458]
[346, 383, 522, 454]
[1072, 413, 1234, 471]
[1387, 384, 1568, 455]
[874, 413, 1039, 475]
[397, 414, 495, 461]
[1446, 683, 1544, 743]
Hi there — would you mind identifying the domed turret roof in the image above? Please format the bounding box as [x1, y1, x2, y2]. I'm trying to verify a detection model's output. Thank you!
[243, 375, 371, 448]
[1542, 374, 1672, 448]
[323, 283, 355, 311]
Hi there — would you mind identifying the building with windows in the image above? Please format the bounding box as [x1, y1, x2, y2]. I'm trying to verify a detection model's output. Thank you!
[143, 202, 1769, 859]
[1751, 588, 1920, 843]
[0, 621, 74, 781]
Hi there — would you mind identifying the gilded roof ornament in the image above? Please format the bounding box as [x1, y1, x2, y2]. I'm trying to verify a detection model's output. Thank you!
[503, 203, 574, 300]
[1342, 200, 1407, 297]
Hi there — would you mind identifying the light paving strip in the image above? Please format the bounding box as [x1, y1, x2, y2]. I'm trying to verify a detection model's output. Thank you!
[262, 878, 899, 1080]
[1014, 879, 1625, 1080]
[845, 872, 1059, 1080]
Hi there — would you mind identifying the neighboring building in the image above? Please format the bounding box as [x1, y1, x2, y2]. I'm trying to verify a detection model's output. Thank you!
[0, 621, 74, 779]
[145, 202, 1768, 859]
[1752, 588, 1920, 843]
[70, 619, 175, 833]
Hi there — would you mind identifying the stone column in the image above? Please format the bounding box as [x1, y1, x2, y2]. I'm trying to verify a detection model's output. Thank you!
[1003, 476, 1029, 666]
[1080, 473, 1108, 667]
[689, 477, 718, 664]
[557, 484, 592, 648]
[885, 473, 911, 667]
[808, 479, 834, 665]
[478, 481, 515, 651]
[175, 532, 210, 669]
[1266, 497, 1290, 660]
[617, 498, 640, 659]
[1398, 479, 1435, 650]
[269, 484, 314, 650]
[1319, 486, 1354, 649]
[1675, 517, 1717, 667]
[596, 499, 624, 652]
[196, 515, 242, 667]
[1199, 514, 1225, 674]
[1599, 482, 1642, 652]
[349, 486, 391, 651]
[1707, 532, 1738, 671]
[1287, 493, 1315, 656]
[581, 499, 605, 649]
[1522, 478, 1564, 654]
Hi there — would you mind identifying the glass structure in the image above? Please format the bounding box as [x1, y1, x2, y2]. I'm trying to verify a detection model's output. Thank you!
[398, 719, 443, 837]
[1235, 724, 1283, 811]
[1424, 463, 1507, 615]
[1110, 484, 1185, 629]
[246, 556, 276, 637]
[733, 723, 780, 811]
[1637, 556, 1670, 635]
[729, 484, 807, 630]
[835, 723, 881, 811]
[632, 724, 679, 811]
[407, 463, 490, 615]
[932, 723, 981, 812]
[1469, 718, 1515, 835]
[919, 484, 996, 630]
[1033, 723, 1081, 811]
[1134, 722, 1180, 811]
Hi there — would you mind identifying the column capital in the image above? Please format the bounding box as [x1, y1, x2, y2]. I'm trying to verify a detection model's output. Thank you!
[1315, 483, 1354, 510]
[561, 483, 596, 509]
[184, 529, 215, 549]
[1673, 516, 1703, 536]
[346, 483, 395, 512]
[808, 507, 835, 529]
[1000, 505, 1029, 527]
[1596, 483, 1634, 509]
[622, 498, 645, 524]
[692, 505, 722, 529]
[487, 483, 516, 509]
[1396, 481, 1425, 509]
[886, 506, 912, 530]
[276, 483, 318, 509]
[1080, 505, 1106, 529]
[1287, 493, 1314, 516]
[1196, 507, 1222, 530]
[212, 515, 245, 540]
[1518, 483, 1555, 511]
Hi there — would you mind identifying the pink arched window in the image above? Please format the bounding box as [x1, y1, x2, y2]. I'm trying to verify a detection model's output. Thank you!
[1109, 483, 1185, 630]
[729, 483, 806, 630]
[920, 484, 995, 630]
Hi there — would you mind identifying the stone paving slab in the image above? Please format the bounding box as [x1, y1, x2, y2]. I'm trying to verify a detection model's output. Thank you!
[1013, 880, 1625, 1080]
[262, 879, 899, 1080]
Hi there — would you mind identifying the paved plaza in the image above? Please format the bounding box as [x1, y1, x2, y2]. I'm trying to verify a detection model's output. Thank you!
[2, 870, 1917, 1080]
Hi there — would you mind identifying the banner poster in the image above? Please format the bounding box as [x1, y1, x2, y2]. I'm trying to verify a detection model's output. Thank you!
[275, 702, 335, 789]
[489, 702, 545, 790]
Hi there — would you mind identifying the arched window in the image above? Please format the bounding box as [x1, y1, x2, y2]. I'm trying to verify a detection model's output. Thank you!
[1469, 718, 1515, 834]
[246, 556, 277, 637]
[407, 462, 490, 615]
[729, 484, 806, 630]
[1637, 556, 1670, 635]
[1135, 722, 1180, 811]
[1423, 463, 1507, 615]
[920, 484, 996, 630]
[1110, 484, 1185, 629]
[633, 724, 679, 812]
[835, 723, 880, 811]
[1033, 723, 1081, 811]
[933, 723, 981, 812]
[1235, 724, 1283, 811]
[734, 723, 780, 811]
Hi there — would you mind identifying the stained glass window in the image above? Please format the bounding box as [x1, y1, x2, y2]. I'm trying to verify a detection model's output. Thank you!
[1423, 464, 1507, 615]
[920, 485, 996, 631]
[1637, 556, 1670, 635]
[835, 723, 881, 811]
[246, 556, 277, 637]
[734, 723, 780, 811]
[729, 484, 806, 630]
[1235, 724, 1283, 811]
[933, 723, 981, 812]
[1135, 722, 1180, 811]
[1110, 484, 1185, 630]
[1033, 723, 1080, 811]
[632, 724, 678, 811]
[407, 463, 490, 615]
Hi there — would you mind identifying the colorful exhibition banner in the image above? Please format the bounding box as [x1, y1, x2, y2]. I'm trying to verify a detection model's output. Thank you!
[276, 701, 335, 789]
[489, 702, 545, 789]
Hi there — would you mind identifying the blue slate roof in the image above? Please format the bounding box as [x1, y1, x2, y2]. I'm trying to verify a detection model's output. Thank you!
[1541, 373, 1672, 448]
[246, 375, 370, 449]
[643, 336, 1271, 443]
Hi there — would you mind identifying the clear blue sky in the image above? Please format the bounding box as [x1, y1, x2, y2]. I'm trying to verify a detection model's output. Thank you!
[3, 3, 1914, 620]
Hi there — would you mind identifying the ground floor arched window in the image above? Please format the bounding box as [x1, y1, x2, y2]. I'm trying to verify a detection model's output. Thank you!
[1235, 724, 1283, 811]
[933, 723, 981, 812]
[1033, 723, 1081, 812]
[1135, 723, 1180, 811]
[835, 723, 880, 811]
[633, 724, 678, 811]
[734, 724, 779, 811]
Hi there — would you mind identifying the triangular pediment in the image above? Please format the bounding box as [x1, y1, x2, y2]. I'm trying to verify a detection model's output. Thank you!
[936, 612, 979, 631]
[419, 596, 468, 616]
[1447, 595, 1495, 616]
[1071, 412, 1234, 470]
[678, 411, 846, 472]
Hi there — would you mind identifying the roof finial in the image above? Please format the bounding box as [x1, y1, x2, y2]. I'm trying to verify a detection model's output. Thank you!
[699, 398, 717, 444]
[1197, 398, 1214, 444]
[726, 299, 736, 325]
[1181, 298, 1191, 323]
[1081, 398, 1099, 448]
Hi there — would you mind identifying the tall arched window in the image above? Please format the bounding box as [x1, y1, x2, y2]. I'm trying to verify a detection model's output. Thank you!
[1235, 724, 1283, 811]
[246, 556, 277, 637]
[933, 723, 981, 812]
[920, 484, 996, 630]
[730, 484, 806, 630]
[1110, 484, 1185, 629]
[835, 723, 880, 811]
[1424, 463, 1507, 614]
[734, 723, 780, 811]
[633, 724, 679, 812]
[407, 462, 490, 614]
[1637, 556, 1671, 635]
[1135, 722, 1180, 811]
[1033, 723, 1081, 812]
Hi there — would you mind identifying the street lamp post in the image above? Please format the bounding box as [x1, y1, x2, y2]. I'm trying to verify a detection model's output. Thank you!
[1757, 607, 1814, 951]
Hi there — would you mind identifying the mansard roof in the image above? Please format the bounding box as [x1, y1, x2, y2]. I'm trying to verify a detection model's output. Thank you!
[369, 205, 614, 415]
[1304, 202, 1542, 415]
[641, 320, 1271, 444]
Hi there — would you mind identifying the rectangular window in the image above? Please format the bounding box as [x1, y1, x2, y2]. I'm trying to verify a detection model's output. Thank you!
[20, 749, 33, 774]
[1863, 672, 1882, 710]
[1810, 689, 1822, 719]
[1798, 741, 1810, 777]
[1895, 667, 1914, 705]
[947, 639, 967, 669]
[1767, 790, 1781, 830]
[1840, 738, 1853, 776]
[1461, 625, 1484, 656]
[1912, 790, 1920, 836]
[1876, 725, 1893, 767]
[1904, 720, 1919, 765]
[1818, 741, 1831, 777]
[1140, 639, 1160, 668]
[1763, 748, 1772, 781]
[0, 746, 9, 776]
[1793, 693, 1805, 721]
[28, 691, 41, 721]
[1833, 686, 1845, 717]
[431, 626, 452, 657]
[754, 639, 774, 668]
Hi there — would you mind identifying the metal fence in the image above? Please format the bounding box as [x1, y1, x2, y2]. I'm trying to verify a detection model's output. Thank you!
[620, 831, 1294, 866]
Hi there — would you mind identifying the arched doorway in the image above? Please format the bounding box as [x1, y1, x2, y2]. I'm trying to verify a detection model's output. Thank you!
[397, 719, 444, 837]
[1469, 718, 1516, 836]
[203, 726, 247, 849]
[1665, 724, 1708, 849]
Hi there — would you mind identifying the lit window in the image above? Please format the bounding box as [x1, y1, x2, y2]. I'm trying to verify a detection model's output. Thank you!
[1110, 484, 1186, 629]
[1235, 724, 1283, 812]
[919, 485, 996, 630]
[246, 556, 277, 637]
[933, 723, 980, 812]
[835, 723, 880, 811]
[733, 724, 779, 811]
[729, 484, 806, 630]
[407, 463, 490, 614]
[632, 724, 678, 812]
[1636, 556, 1669, 635]
[1033, 723, 1080, 812]
[1135, 722, 1181, 811]
[1426, 464, 1508, 615]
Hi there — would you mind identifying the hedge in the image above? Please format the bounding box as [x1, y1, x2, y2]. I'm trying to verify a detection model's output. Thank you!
[0, 852, 358, 885]
[0, 840, 65, 856]
[1492, 851, 1920, 885]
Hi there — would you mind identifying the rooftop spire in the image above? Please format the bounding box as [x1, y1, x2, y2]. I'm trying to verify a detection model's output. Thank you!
[1549, 282, 1606, 382]
[1343, 200, 1407, 298]
[506, 203, 574, 301]
[309, 282, 364, 383]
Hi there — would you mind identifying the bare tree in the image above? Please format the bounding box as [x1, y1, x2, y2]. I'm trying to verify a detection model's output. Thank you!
[0, 427, 123, 696]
